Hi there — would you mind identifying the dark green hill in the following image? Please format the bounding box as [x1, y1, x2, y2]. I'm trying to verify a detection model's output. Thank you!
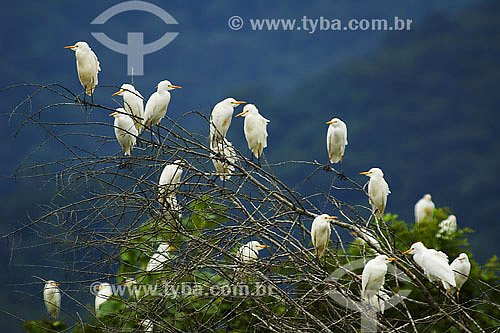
[264, 1, 500, 259]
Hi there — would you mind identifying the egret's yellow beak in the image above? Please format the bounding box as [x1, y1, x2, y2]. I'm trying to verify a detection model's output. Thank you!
[458, 257, 465, 261]
[168, 85, 182, 89]
[112, 90, 125, 96]
[235, 110, 248, 117]
[54, 282, 60, 287]
[326, 120, 337, 124]
[359, 171, 371, 175]
[402, 248, 413, 255]
[357, 274, 363, 278]
[109, 112, 120, 116]
[325, 216, 338, 221]
[387, 258, 397, 262]
[231, 101, 246, 105]
[64, 45, 76, 49]
[96, 285, 101, 291]
[169, 245, 177, 251]
[257, 244, 270, 248]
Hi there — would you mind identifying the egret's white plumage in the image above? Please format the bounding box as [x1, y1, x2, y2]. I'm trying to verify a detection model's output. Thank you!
[95, 282, 113, 316]
[414, 194, 435, 223]
[237, 241, 269, 264]
[43, 280, 61, 320]
[437, 215, 457, 239]
[209, 98, 246, 147]
[360, 168, 391, 220]
[235, 104, 270, 159]
[361, 255, 396, 301]
[139, 319, 154, 332]
[368, 290, 390, 314]
[122, 278, 141, 299]
[311, 214, 337, 258]
[326, 118, 348, 164]
[143, 80, 181, 128]
[146, 243, 174, 272]
[158, 160, 184, 201]
[110, 109, 138, 156]
[450, 253, 470, 295]
[211, 139, 236, 181]
[351, 227, 380, 249]
[64, 41, 100, 96]
[112, 84, 144, 133]
[403, 242, 456, 290]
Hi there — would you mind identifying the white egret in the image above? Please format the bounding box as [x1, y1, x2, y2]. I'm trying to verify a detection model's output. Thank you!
[138, 319, 154, 332]
[146, 243, 175, 272]
[450, 253, 470, 297]
[209, 98, 246, 147]
[326, 118, 348, 164]
[361, 255, 397, 302]
[122, 278, 141, 299]
[414, 194, 435, 223]
[163, 195, 182, 218]
[311, 214, 338, 259]
[403, 242, 456, 291]
[158, 160, 185, 202]
[95, 282, 113, 316]
[368, 290, 390, 314]
[237, 241, 270, 264]
[43, 280, 61, 320]
[360, 168, 391, 221]
[211, 139, 236, 181]
[235, 104, 270, 160]
[112, 84, 144, 133]
[143, 80, 181, 128]
[109, 109, 138, 156]
[351, 227, 380, 249]
[437, 215, 457, 239]
[64, 41, 100, 96]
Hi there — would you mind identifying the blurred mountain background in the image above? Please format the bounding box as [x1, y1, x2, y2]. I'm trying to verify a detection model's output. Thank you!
[1, 0, 499, 330]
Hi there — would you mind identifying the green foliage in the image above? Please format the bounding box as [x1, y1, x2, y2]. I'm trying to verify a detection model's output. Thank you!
[23, 204, 500, 332]
[22, 320, 66, 333]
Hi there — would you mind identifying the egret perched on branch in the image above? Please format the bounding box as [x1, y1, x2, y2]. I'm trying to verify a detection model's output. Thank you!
[143, 80, 181, 129]
[43, 280, 61, 320]
[122, 278, 141, 299]
[95, 282, 113, 316]
[112, 84, 144, 133]
[211, 139, 236, 181]
[138, 319, 154, 332]
[311, 214, 338, 259]
[360, 168, 390, 221]
[64, 42, 100, 96]
[414, 194, 435, 223]
[403, 242, 456, 291]
[350, 227, 380, 250]
[450, 253, 470, 297]
[368, 290, 390, 314]
[109, 109, 138, 156]
[326, 118, 348, 164]
[361, 255, 397, 302]
[209, 98, 246, 147]
[237, 241, 270, 264]
[159, 160, 185, 201]
[235, 104, 270, 160]
[437, 215, 457, 239]
[147, 243, 175, 272]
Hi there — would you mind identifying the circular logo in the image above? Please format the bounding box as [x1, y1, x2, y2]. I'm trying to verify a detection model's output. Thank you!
[228, 16, 244, 30]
